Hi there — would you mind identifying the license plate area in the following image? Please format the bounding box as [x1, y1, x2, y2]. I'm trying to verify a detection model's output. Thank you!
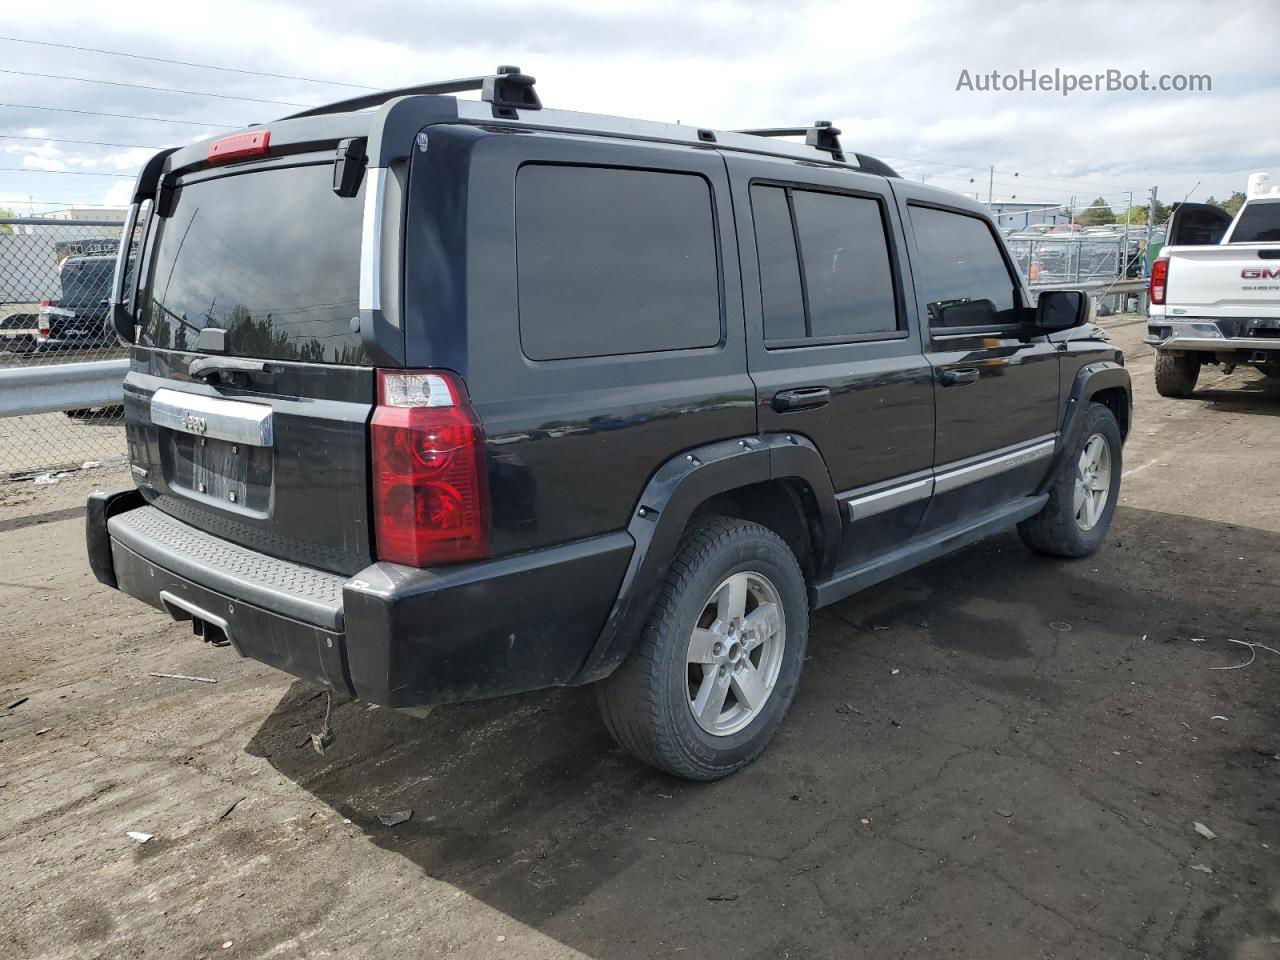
[164, 433, 273, 514]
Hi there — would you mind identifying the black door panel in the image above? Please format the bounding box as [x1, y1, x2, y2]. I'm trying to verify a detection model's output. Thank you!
[926, 331, 1060, 464]
[892, 183, 1061, 534]
[727, 156, 935, 569]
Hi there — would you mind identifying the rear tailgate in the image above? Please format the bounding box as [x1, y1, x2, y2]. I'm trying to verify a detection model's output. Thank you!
[1164, 243, 1280, 321]
[125, 156, 379, 576]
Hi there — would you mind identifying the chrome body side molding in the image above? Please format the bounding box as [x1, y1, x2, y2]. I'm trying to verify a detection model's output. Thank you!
[933, 437, 1057, 494]
[840, 434, 1058, 522]
[844, 474, 934, 522]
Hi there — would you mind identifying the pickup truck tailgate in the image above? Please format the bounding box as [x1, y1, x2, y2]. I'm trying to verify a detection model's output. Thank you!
[1164, 243, 1280, 319]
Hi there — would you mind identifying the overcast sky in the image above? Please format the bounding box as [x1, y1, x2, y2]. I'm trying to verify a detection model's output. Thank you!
[2, 0, 1277, 217]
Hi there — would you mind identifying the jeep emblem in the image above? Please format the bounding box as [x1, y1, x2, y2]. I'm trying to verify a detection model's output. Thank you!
[182, 413, 208, 435]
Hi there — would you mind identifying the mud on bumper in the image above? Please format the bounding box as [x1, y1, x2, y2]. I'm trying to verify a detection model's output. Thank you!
[86, 489, 632, 707]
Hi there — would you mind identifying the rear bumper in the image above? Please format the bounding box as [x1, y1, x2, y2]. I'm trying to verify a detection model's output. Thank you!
[1146, 319, 1280, 354]
[87, 490, 634, 707]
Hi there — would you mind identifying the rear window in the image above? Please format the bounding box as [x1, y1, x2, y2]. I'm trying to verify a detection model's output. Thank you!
[138, 163, 367, 363]
[58, 257, 114, 307]
[515, 164, 721, 361]
[1230, 202, 1280, 243]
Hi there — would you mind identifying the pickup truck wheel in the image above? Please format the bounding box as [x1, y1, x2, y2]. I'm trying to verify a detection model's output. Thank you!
[1017, 403, 1122, 558]
[1154, 351, 1199, 397]
[596, 517, 808, 781]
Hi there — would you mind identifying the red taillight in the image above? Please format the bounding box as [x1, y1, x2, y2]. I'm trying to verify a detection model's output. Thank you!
[371, 369, 489, 567]
[36, 315, 50, 338]
[38, 298, 50, 308]
[1149, 258, 1169, 305]
[207, 130, 270, 164]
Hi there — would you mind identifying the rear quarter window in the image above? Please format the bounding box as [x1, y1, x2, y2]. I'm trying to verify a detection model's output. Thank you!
[515, 165, 721, 361]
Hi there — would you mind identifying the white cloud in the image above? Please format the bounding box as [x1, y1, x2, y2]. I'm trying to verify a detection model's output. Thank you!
[0, 0, 1274, 208]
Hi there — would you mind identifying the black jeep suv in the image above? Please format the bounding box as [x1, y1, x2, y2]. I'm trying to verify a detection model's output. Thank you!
[87, 68, 1130, 780]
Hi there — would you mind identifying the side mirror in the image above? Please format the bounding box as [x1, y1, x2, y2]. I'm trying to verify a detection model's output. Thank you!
[1035, 289, 1089, 331]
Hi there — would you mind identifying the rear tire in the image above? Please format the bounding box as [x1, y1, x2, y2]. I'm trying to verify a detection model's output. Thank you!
[1018, 403, 1122, 558]
[1154, 351, 1199, 397]
[596, 517, 808, 781]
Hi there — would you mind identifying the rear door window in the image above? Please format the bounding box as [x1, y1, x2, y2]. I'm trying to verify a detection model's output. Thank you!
[908, 205, 1020, 328]
[515, 164, 721, 361]
[750, 185, 900, 344]
[138, 163, 367, 363]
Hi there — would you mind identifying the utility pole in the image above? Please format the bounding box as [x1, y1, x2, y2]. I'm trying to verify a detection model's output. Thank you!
[988, 164, 994, 205]
[1124, 190, 1133, 273]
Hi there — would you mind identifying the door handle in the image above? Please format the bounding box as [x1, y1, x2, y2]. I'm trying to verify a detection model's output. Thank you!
[772, 386, 831, 412]
[939, 368, 980, 387]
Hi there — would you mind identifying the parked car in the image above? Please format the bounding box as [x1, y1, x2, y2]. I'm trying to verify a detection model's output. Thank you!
[1147, 176, 1280, 396]
[0, 252, 126, 355]
[87, 68, 1131, 780]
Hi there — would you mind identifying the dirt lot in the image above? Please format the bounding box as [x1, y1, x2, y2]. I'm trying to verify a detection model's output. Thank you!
[1, 317, 1277, 960]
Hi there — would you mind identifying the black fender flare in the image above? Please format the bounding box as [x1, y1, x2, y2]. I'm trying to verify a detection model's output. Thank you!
[574, 433, 840, 682]
[1037, 361, 1132, 495]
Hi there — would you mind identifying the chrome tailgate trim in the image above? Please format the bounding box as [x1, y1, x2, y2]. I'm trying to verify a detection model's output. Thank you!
[151, 388, 273, 446]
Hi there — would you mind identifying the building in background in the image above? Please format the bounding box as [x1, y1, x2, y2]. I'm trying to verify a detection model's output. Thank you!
[38, 207, 129, 222]
[986, 200, 1072, 230]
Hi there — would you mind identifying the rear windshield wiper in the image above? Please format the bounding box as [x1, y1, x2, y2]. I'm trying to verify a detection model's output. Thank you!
[188, 356, 273, 384]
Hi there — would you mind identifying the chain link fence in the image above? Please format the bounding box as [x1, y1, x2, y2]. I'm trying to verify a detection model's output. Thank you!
[1006, 234, 1136, 285]
[1, 215, 136, 480]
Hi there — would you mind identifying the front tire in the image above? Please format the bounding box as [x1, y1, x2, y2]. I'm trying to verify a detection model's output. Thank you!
[1018, 403, 1122, 558]
[596, 517, 808, 781]
[1154, 351, 1199, 397]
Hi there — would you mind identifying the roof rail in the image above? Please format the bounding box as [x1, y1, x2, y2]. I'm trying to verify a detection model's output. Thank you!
[278, 65, 541, 121]
[734, 121, 845, 162]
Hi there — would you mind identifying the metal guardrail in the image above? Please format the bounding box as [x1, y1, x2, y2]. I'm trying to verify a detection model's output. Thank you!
[0, 359, 128, 417]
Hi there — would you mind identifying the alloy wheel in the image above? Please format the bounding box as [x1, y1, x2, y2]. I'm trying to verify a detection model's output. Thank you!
[685, 571, 786, 737]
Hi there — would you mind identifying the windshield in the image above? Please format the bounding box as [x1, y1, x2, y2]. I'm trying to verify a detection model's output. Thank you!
[137, 162, 368, 363]
[1230, 202, 1280, 243]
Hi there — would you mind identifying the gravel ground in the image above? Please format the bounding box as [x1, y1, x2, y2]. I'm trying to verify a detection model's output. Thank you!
[0, 316, 1277, 960]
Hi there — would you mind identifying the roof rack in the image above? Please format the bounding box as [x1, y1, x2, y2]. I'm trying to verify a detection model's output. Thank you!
[279, 65, 541, 121]
[734, 121, 845, 162]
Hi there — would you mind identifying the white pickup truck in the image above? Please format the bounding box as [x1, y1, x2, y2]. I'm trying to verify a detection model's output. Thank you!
[1147, 172, 1280, 396]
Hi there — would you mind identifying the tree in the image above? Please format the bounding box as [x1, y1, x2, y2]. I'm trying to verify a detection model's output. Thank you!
[1076, 197, 1116, 226]
[1221, 191, 1247, 216]
[0, 206, 15, 234]
[1124, 201, 1170, 225]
